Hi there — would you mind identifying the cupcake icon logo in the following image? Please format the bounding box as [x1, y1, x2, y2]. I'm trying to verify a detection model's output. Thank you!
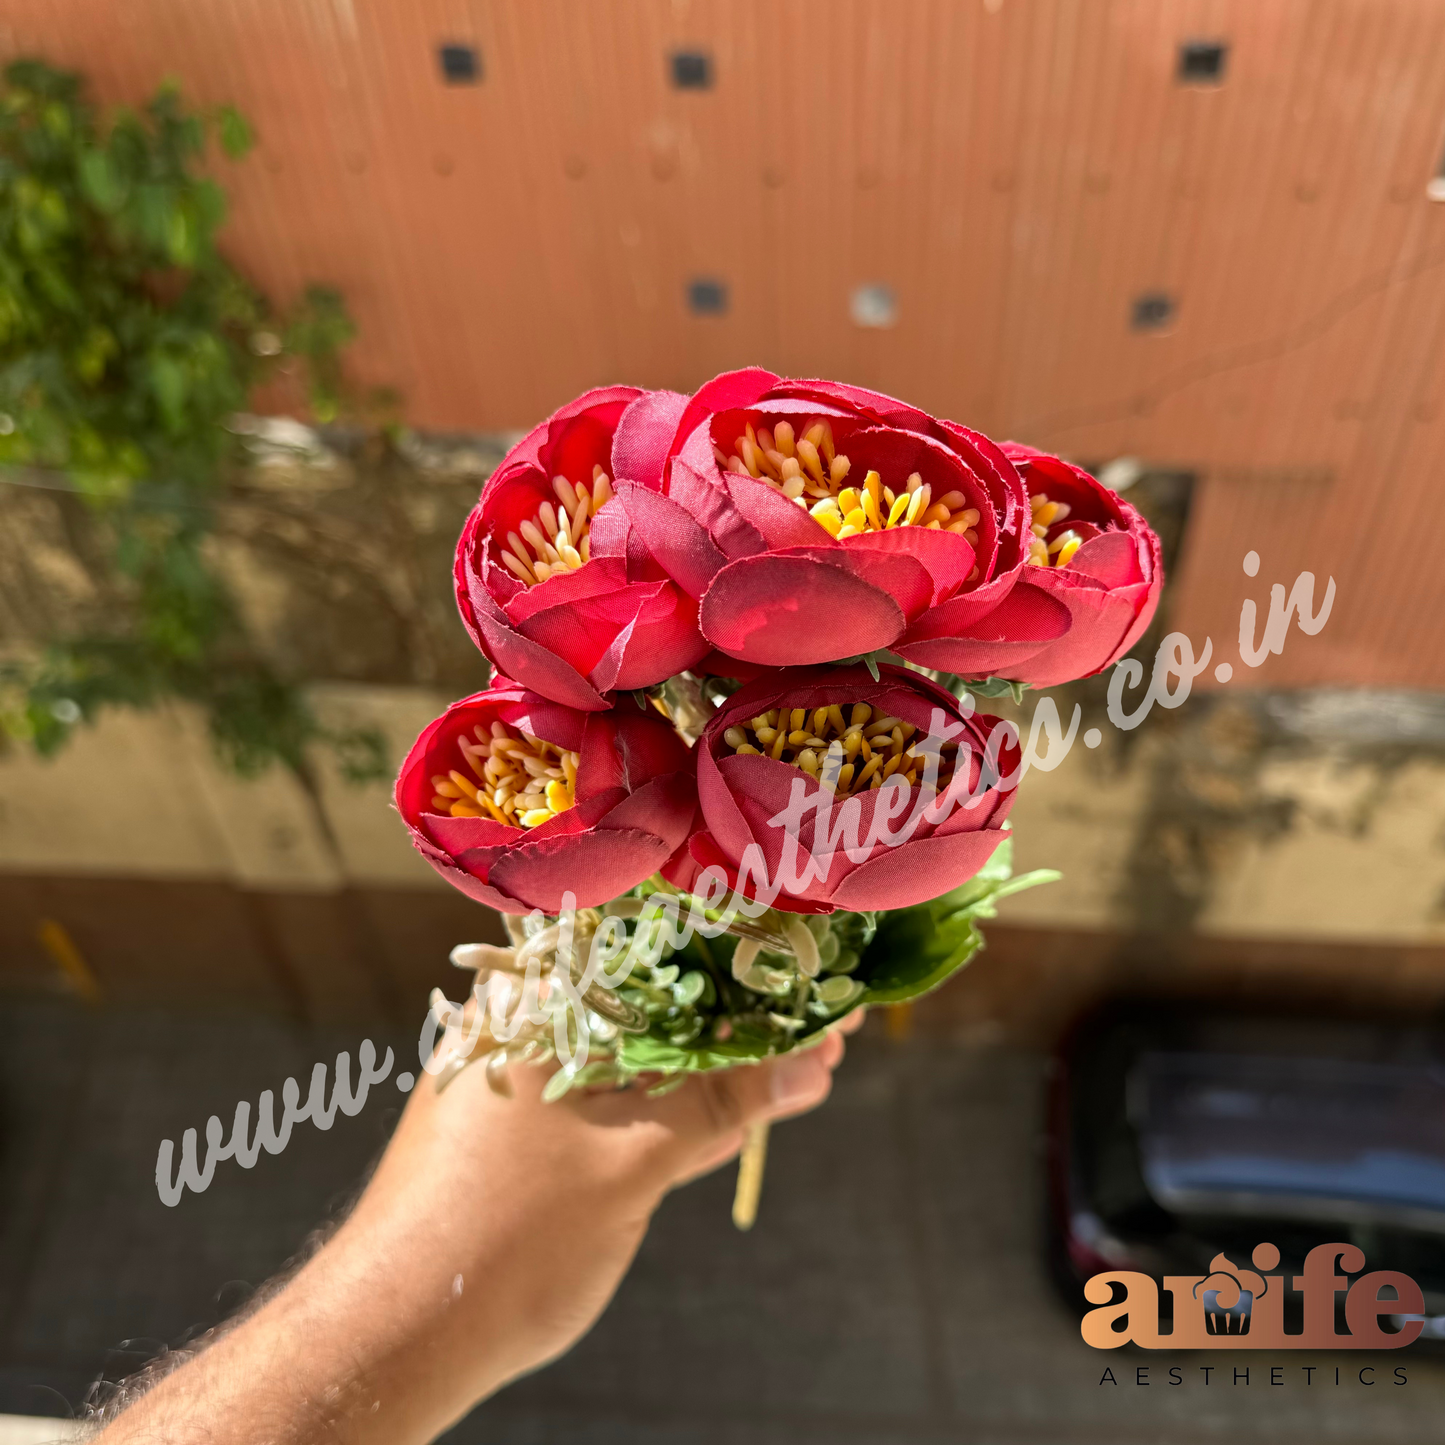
[1081, 1241, 1427, 1350]
[1194, 1252, 1268, 1336]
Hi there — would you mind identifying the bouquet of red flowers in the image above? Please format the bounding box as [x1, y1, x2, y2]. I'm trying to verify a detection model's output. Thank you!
[396, 371, 1161, 1222]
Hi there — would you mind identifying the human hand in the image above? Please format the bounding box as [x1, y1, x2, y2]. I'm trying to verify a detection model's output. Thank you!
[98, 1013, 862, 1444]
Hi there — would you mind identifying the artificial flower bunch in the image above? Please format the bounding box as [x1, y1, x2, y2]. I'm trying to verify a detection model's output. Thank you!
[396, 370, 1161, 1093]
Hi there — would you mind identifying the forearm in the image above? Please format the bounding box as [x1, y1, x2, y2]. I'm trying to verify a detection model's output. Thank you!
[99, 1140, 613, 1442]
[92, 1245, 420, 1444]
[95, 1033, 844, 1444]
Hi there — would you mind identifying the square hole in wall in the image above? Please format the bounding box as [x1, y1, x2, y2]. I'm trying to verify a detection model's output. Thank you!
[1131, 292, 1176, 331]
[1178, 40, 1227, 84]
[438, 44, 481, 85]
[687, 278, 728, 316]
[671, 51, 713, 89]
[850, 283, 898, 329]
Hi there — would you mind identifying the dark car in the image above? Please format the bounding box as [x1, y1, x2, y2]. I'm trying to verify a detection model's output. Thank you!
[1046, 999, 1445, 1340]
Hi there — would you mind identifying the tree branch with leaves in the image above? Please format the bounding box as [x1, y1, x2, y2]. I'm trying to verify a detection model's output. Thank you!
[0, 58, 386, 783]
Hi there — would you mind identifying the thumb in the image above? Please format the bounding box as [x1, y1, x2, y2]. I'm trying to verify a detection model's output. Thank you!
[638, 1030, 844, 1178]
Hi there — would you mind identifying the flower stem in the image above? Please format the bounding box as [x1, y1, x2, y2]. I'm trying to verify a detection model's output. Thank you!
[732, 1121, 770, 1231]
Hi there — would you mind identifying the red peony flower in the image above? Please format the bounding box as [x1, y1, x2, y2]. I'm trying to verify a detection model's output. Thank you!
[395, 682, 697, 914]
[670, 664, 1019, 914]
[897, 444, 1163, 686]
[454, 386, 709, 711]
[609, 369, 1047, 669]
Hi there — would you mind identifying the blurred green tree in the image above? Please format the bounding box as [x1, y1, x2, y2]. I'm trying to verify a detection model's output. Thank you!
[0, 58, 385, 783]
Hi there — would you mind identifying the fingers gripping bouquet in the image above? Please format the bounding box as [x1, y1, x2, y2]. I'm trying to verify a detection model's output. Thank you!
[399, 371, 1162, 1224]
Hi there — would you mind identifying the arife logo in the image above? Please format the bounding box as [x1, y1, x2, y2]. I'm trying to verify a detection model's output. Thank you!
[1082, 1244, 1425, 1350]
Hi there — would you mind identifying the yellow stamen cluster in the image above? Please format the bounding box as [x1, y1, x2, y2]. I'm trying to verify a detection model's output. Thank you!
[714, 420, 983, 566]
[1025, 491, 1084, 568]
[720, 702, 961, 798]
[430, 721, 579, 828]
[499, 466, 614, 586]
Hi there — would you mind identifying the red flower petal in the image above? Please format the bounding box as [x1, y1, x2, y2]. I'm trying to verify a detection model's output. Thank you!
[828, 830, 1007, 912]
[611, 389, 691, 491]
[659, 833, 707, 894]
[661, 448, 771, 561]
[668, 368, 781, 467]
[688, 664, 1017, 912]
[991, 444, 1164, 683]
[584, 499, 632, 559]
[546, 401, 633, 490]
[700, 553, 907, 664]
[424, 813, 518, 857]
[691, 650, 776, 684]
[584, 590, 710, 693]
[844, 528, 972, 611]
[503, 555, 629, 626]
[612, 481, 728, 600]
[396, 683, 699, 914]
[1112, 527, 1165, 662]
[710, 756, 838, 909]
[1069, 529, 1147, 590]
[695, 738, 766, 864]
[894, 580, 1072, 676]
[719, 469, 824, 550]
[513, 577, 705, 694]
[410, 842, 528, 915]
[504, 385, 640, 473]
[601, 703, 694, 791]
[596, 771, 697, 849]
[994, 570, 1154, 686]
[771, 378, 933, 431]
[466, 585, 611, 710]
[483, 826, 677, 913]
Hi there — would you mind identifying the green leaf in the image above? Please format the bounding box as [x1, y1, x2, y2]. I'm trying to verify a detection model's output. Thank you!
[78, 148, 126, 212]
[855, 838, 1060, 1006]
[192, 177, 227, 236]
[128, 181, 173, 256]
[674, 970, 707, 1006]
[165, 202, 195, 266]
[616, 1030, 777, 1076]
[216, 104, 254, 160]
[309, 384, 339, 425]
[858, 906, 984, 1005]
[41, 100, 72, 139]
[964, 675, 1030, 703]
[72, 325, 117, 385]
[831, 648, 886, 680]
[148, 352, 188, 432]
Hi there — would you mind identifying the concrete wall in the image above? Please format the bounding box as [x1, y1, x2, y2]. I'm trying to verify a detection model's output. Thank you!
[4, 681, 1444, 1027]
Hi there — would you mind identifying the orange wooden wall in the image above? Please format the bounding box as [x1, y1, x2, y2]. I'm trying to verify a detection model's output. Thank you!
[4, 1, 1444, 687]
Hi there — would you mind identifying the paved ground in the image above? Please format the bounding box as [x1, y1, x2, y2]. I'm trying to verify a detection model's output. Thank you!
[0, 997, 1440, 1443]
